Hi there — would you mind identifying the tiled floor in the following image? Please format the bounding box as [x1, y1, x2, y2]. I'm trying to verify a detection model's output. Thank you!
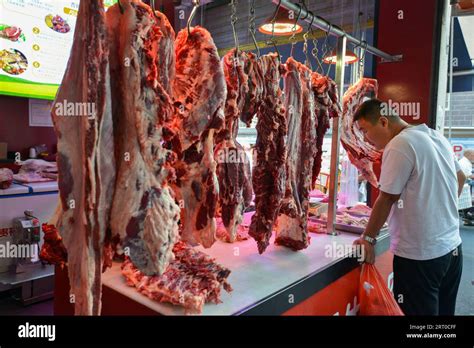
[0, 223, 472, 316]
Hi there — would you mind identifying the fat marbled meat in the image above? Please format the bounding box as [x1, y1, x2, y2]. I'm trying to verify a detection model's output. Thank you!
[248, 53, 287, 254]
[106, 0, 180, 276]
[275, 58, 316, 251]
[341, 78, 381, 187]
[171, 26, 226, 248]
[215, 49, 252, 242]
[51, 0, 115, 315]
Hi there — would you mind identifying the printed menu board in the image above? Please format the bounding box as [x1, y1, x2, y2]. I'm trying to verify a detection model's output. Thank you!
[0, 0, 117, 100]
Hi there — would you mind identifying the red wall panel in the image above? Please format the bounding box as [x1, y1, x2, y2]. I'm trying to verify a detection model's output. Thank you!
[375, 0, 439, 125]
[369, 0, 441, 204]
[0, 96, 57, 159]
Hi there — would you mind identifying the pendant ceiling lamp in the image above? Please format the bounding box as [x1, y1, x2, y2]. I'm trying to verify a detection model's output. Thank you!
[322, 48, 359, 64]
[258, 7, 303, 36]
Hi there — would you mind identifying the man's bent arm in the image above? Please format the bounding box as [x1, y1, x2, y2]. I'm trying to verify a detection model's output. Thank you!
[457, 170, 466, 197]
[363, 191, 400, 239]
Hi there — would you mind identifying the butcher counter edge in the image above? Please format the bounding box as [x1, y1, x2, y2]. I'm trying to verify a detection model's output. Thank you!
[60, 230, 391, 315]
[238, 230, 390, 315]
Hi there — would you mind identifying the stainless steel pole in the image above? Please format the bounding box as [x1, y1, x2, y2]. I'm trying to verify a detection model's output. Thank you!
[448, 12, 454, 140]
[327, 35, 347, 235]
[273, 0, 402, 63]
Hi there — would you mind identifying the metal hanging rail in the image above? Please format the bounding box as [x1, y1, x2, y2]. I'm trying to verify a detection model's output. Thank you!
[273, 0, 402, 62]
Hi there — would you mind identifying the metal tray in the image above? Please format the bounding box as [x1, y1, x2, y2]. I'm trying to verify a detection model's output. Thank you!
[308, 217, 365, 234]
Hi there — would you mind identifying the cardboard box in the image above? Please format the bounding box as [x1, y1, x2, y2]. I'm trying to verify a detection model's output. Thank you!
[0, 143, 7, 159]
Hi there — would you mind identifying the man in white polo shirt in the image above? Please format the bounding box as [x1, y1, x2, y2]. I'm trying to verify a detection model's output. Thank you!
[352, 99, 465, 315]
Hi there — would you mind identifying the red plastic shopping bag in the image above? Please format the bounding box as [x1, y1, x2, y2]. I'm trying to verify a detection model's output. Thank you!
[358, 264, 404, 315]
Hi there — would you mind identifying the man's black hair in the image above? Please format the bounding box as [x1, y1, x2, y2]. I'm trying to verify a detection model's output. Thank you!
[353, 98, 401, 125]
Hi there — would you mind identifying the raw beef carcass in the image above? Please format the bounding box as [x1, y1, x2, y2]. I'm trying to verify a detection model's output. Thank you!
[240, 51, 264, 127]
[214, 49, 253, 242]
[311, 72, 340, 185]
[341, 78, 381, 187]
[248, 53, 287, 254]
[0, 168, 13, 189]
[106, 1, 180, 276]
[275, 58, 316, 251]
[52, 0, 115, 315]
[122, 241, 232, 314]
[171, 26, 226, 248]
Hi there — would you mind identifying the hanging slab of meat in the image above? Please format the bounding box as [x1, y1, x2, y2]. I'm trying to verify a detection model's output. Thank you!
[106, 1, 180, 276]
[39, 223, 68, 268]
[248, 53, 287, 254]
[341, 78, 381, 187]
[240, 51, 265, 127]
[122, 241, 232, 315]
[172, 26, 226, 152]
[275, 58, 316, 251]
[311, 72, 340, 186]
[171, 26, 226, 248]
[215, 49, 253, 242]
[51, 0, 115, 315]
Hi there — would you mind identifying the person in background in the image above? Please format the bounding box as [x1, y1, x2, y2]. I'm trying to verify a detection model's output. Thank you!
[352, 99, 464, 316]
[459, 149, 474, 179]
[459, 149, 474, 225]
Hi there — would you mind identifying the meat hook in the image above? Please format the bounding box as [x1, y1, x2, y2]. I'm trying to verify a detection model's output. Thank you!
[187, 0, 200, 36]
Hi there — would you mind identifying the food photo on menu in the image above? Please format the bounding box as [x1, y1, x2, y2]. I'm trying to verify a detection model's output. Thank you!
[0, 0, 473, 346]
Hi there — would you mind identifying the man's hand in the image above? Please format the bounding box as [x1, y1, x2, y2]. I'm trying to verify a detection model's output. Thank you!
[353, 238, 375, 264]
[354, 190, 398, 264]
